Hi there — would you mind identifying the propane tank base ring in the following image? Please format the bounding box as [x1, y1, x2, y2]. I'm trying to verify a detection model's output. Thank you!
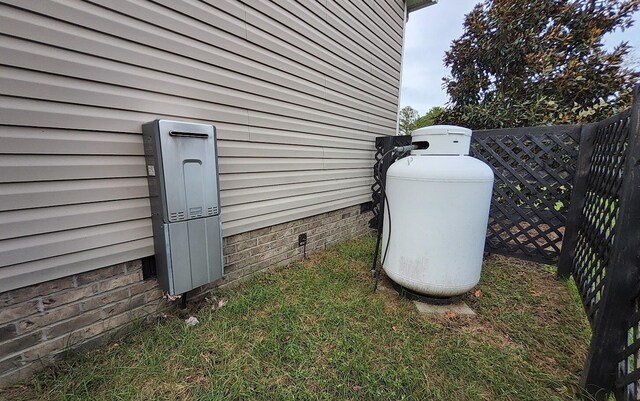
[390, 280, 460, 305]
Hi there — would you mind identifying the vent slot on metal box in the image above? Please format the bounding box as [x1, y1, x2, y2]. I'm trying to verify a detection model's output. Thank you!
[169, 211, 186, 222]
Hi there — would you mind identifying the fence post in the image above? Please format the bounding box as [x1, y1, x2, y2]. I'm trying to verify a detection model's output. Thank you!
[581, 87, 640, 400]
[557, 124, 596, 279]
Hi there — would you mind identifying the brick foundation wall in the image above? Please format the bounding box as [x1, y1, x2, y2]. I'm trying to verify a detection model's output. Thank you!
[0, 204, 373, 386]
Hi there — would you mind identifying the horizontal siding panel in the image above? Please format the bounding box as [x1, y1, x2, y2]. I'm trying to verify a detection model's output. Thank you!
[1, 67, 393, 137]
[269, 0, 400, 76]
[0, 37, 396, 126]
[0, 155, 145, 183]
[0, 126, 380, 159]
[218, 158, 323, 174]
[75, 0, 317, 86]
[221, 177, 373, 206]
[323, 148, 375, 159]
[218, 141, 324, 159]
[0, 238, 154, 293]
[222, 186, 370, 222]
[0, 38, 394, 125]
[0, 153, 373, 183]
[200, 0, 246, 21]
[0, 125, 375, 156]
[219, 141, 373, 159]
[247, 128, 374, 151]
[218, 158, 373, 174]
[0, 127, 143, 155]
[0, 219, 152, 268]
[33, 0, 396, 109]
[0, 67, 251, 125]
[0, 12, 326, 106]
[163, 0, 399, 90]
[0, 171, 375, 212]
[324, 158, 375, 169]
[0, 199, 150, 240]
[152, 0, 397, 96]
[0, 178, 149, 211]
[324, 1, 401, 59]
[297, 0, 401, 66]
[247, 111, 390, 140]
[245, 0, 385, 76]
[330, 0, 402, 48]
[373, 0, 404, 31]
[0, 3, 396, 113]
[151, 0, 248, 39]
[245, 23, 396, 103]
[386, 0, 405, 19]
[218, 169, 372, 190]
[352, 1, 403, 41]
[223, 194, 371, 237]
[0, 97, 252, 141]
[242, 3, 398, 94]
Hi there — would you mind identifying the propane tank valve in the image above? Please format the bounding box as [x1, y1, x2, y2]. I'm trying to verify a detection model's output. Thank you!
[393, 145, 418, 154]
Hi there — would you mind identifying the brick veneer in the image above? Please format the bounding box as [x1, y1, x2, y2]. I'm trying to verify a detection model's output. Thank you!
[0, 204, 373, 386]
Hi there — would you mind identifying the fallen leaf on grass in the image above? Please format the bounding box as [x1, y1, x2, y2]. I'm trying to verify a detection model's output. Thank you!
[391, 326, 397, 332]
[473, 289, 483, 298]
[210, 297, 228, 311]
[185, 316, 199, 327]
[352, 385, 362, 391]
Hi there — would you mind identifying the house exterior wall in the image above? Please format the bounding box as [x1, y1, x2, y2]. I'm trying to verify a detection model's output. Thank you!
[0, 0, 405, 292]
[0, 204, 374, 386]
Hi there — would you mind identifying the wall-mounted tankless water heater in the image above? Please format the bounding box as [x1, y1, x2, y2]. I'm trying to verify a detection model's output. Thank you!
[142, 120, 223, 296]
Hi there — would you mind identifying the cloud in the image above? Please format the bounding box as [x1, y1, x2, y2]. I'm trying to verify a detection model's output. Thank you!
[400, 0, 479, 114]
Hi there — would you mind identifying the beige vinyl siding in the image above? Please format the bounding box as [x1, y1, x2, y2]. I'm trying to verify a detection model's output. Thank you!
[0, 0, 405, 292]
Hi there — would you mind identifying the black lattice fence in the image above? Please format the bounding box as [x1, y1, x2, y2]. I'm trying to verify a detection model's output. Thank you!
[559, 112, 632, 321]
[556, 87, 640, 400]
[471, 126, 581, 264]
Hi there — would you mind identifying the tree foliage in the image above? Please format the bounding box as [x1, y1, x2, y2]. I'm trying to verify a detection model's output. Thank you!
[414, 106, 444, 129]
[437, 0, 640, 129]
[398, 106, 419, 135]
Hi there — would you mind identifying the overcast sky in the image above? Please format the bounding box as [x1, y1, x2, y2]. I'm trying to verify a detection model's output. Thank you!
[399, 1, 640, 116]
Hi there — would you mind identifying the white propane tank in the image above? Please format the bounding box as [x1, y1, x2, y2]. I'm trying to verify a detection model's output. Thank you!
[382, 125, 494, 298]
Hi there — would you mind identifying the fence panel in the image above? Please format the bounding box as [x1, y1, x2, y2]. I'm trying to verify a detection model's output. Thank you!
[556, 87, 640, 400]
[471, 126, 581, 264]
[611, 95, 640, 401]
[558, 111, 632, 321]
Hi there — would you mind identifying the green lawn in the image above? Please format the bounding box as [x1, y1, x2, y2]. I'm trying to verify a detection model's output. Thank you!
[2, 234, 590, 401]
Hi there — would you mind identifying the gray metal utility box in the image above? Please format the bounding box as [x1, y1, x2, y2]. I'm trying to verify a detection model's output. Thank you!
[142, 120, 223, 295]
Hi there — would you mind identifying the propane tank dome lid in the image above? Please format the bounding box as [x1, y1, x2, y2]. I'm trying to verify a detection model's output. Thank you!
[411, 125, 471, 142]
